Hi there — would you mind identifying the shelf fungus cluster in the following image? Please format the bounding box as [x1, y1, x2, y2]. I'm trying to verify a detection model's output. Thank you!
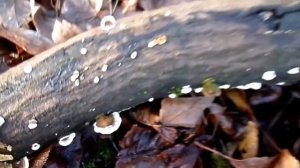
[93, 112, 122, 134]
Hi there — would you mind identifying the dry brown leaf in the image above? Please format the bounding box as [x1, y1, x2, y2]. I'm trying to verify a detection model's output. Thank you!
[31, 145, 52, 168]
[131, 103, 160, 126]
[119, 124, 172, 157]
[272, 149, 300, 168]
[32, 6, 56, 40]
[159, 97, 215, 128]
[194, 141, 274, 168]
[0, 25, 53, 55]
[230, 156, 274, 168]
[238, 121, 259, 159]
[223, 89, 255, 120]
[160, 144, 201, 168]
[0, 162, 12, 168]
[152, 125, 178, 144]
[208, 103, 234, 135]
[0, 142, 13, 162]
[121, 0, 138, 14]
[0, 0, 31, 29]
[117, 144, 201, 168]
[51, 19, 82, 43]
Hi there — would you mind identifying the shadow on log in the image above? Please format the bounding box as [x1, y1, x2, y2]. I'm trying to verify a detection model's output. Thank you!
[0, 0, 300, 159]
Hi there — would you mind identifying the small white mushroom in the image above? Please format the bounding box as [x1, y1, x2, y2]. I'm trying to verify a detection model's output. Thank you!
[264, 30, 273, 34]
[80, 48, 87, 55]
[58, 132, 76, 146]
[245, 82, 262, 90]
[236, 85, 247, 90]
[74, 79, 80, 86]
[93, 76, 100, 83]
[93, 112, 122, 134]
[276, 82, 285, 86]
[168, 93, 177, 98]
[219, 84, 231, 89]
[194, 87, 203, 93]
[262, 71, 276, 81]
[100, 15, 116, 31]
[130, 51, 137, 59]
[31, 143, 40, 151]
[0, 116, 5, 127]
[71, 70, 80, 81]
[148, 97, 154, 102]
[287, 67, 299, 74]
[73, 70, 80, 77]
[181, 85, 192, 94]
[101, 64, 108, 72]
[79, 75, 84, 81]
[70, 75, 77, 82]
[23, 65, 32, 74]
[28, 119, 38, 129]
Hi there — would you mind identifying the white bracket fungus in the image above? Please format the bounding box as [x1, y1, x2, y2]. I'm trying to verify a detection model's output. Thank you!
[23, 65, 32, 74]
[194, 87, 203, 93]
[245, 82, 262, 90]
[168, 93, 177, 98]
[287, 67, 299, 74]
[28, 119, 38, 129]
[31, 143, 40, 151]
[262, 71, 276, 81]
[100, 15, 116, 31]
[93, 76, 100, 84]
[101, 64, 108, 72]
[0, 116, 5, 127]
[181, 85, 192, 94]
[276, 82, 286, 86]
[219, 84, 231, 89]
[58, 132, 76, 146]
[70, 70, 80, 82]
[80, 47, 88, 55]
[148, 97, 154, 102]
[93, 112, 122, 134]
[130, 51, 137, 59]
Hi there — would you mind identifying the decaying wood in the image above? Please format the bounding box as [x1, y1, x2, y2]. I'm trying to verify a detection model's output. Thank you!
[0, 0, 300, 159]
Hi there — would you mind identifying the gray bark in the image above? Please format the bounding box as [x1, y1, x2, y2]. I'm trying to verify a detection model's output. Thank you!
[0, 0, 300, 159]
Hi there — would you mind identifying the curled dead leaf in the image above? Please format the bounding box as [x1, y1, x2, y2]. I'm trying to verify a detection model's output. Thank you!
[223, 89, 255, 120]
[208, 103, 234, 136]
[238, 121, 259, 159]
[272, 149, 300, 168]
[159, 97, 215, 128]
[31, 145, 52, 168]
[130, 102, 160, 126]
[51, 19, 82, 43]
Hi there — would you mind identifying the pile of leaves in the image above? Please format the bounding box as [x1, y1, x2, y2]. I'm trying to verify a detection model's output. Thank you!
[11, 82, 300, 168]
[0, 0, 192, 73]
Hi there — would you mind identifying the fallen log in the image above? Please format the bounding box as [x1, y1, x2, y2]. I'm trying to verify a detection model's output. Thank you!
[0, 0, 300, 159]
